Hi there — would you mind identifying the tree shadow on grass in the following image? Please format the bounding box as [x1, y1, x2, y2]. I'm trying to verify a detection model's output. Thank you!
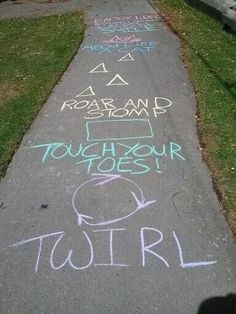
[153, 0, 236, 99]
[166, 20, 236, 100]
[186, 37, 236, 99]
[184, 0, 222, 22]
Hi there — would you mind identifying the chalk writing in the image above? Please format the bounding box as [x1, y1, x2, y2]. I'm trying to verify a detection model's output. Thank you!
[10, 228, 217, 272]
[94, 14, 160, 25]
[72, 174, 156, 226]
[93, 228, 129, 267]
[60, 97, 173, 119]
[10, 231, 64, 272]
[31, 141, 185, 175]
[141, 228, 169, 267]
[81, 42, 157, 54]
[86, 119, 153, 141]
[5, 8, 220, 290]
[172, 231, 217, 268]
[102, 35, 142, 44]
[96, 22, 159, 34]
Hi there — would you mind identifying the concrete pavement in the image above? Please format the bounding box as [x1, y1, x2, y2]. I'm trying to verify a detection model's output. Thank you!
[0, 0, 235, 313]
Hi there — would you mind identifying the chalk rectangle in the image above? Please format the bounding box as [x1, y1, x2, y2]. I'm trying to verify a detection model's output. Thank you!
[86, 119, 153, 141]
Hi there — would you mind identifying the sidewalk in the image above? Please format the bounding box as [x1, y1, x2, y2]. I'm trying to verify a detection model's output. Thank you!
[0, 0, 88, 19]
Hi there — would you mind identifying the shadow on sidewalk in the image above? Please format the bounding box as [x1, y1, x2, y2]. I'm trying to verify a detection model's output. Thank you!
[197, 294, 236, 314]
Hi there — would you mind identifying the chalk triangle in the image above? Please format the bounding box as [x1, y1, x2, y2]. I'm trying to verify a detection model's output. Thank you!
[112, 35, 120, 40]
[106, 74, 129, 86]
[118, 53, 134, 62]
[76, 86, 95, 97]
[89, 63, 108, 73]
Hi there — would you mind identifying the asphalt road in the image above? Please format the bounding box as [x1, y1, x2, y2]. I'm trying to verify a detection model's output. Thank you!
[0, 0, 88, 19]
[0, 0, 235, 313]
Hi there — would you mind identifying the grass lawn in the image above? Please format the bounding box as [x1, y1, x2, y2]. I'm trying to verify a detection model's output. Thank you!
[0, 12, 84, 178]
[153, 0, 236, 234]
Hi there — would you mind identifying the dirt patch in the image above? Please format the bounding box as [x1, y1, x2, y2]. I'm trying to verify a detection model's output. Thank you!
[0, 82, 26, 108]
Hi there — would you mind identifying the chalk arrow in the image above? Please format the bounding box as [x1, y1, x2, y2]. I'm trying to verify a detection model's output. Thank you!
[77, 214, 93, 226]
[92, 173, 121, 186]
[72, 174, 156, 227]
[131, 191, 156, 210]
